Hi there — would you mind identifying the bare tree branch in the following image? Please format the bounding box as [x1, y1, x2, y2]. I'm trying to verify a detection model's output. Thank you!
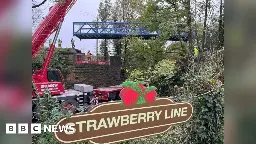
[32, 0, 47, 8]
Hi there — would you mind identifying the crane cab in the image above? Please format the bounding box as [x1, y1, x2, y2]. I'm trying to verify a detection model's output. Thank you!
[47, 68, 64, 84]
[32, 68, 65, 97]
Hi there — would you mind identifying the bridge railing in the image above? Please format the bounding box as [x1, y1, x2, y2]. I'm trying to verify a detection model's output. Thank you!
[73, 22, 192, 41]
[76, 28, 159, 35]
[73, 22, 160, 35]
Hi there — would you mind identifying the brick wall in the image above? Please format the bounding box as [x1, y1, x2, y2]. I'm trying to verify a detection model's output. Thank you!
[66, 56, 123, 89]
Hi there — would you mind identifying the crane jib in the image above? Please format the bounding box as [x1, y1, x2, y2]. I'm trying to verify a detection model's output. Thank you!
[32, 0, 77, 58]
[32, 0, 77, 97]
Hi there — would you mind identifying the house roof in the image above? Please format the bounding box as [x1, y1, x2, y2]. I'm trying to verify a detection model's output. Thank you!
[74, 49, 81, 53]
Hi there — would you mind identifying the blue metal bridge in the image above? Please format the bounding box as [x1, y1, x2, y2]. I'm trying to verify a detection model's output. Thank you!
[73, 22, 189, 41]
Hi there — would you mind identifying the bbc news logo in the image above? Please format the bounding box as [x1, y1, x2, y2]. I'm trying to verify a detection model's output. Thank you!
[6, 123, 75, 134]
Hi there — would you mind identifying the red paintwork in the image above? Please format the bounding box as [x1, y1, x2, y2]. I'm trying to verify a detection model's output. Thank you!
[32, 0, 77, 58]
[33, 82, 65, 98]
[32, 0, 77, 96]
[32, 0, 119, 99]
[93, 87, 123, 101]
[32, 69, 65, 97]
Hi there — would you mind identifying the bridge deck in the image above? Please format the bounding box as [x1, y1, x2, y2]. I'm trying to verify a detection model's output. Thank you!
[73, 22, 189, 41]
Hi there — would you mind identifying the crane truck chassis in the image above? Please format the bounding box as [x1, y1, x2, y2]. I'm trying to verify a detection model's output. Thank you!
[32, 83, 123, 121]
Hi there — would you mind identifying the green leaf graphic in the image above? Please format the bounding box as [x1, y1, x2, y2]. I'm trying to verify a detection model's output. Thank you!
[146, 86, 157, 92]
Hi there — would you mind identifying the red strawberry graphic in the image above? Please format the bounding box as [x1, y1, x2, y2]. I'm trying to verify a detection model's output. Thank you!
[119, 87, 131, 98]
[144, 90, 157, 103]
[120, 88, 140, 105]
[138, 83, 146, 92]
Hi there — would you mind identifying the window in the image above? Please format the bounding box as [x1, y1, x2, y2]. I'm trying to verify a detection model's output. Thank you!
[47, 70, 61, 82]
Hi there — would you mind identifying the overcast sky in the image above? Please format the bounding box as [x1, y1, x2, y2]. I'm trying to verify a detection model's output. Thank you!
[30, 0, 220, 54]
[35, 0, 110, 54]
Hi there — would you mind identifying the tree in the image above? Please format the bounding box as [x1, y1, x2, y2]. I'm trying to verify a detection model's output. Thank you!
[98, 0, 112, 60]
[112, 36, 122, 57]
[32, 0, 44, 29]
[114, 0, 146, 21]
[32, 90, 72, 144]
[186, 0, 193, 52]
[32, 0, 47, 8]
[32, 48, 73, 80]
[99, 40, 109, 59]
[123, 37, 165, 73]
[218, 0, 224, 48]
[111, 4, 122, 56]
[202, 0, 210, 50]
[98, 0, 111, 21]
[109, 0, 148, 67]
[31, 0, 225, 143]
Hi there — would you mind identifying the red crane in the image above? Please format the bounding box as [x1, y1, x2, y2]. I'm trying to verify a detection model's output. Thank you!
[32, 0, 91, 118]
[32, 0, 77, 96]
[32, 0, 123, 120]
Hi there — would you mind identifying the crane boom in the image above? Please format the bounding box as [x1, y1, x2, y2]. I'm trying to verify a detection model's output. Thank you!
[32, 0, 77, 58]
[41, 21, 63, 77]
[32, 0, 77, 97]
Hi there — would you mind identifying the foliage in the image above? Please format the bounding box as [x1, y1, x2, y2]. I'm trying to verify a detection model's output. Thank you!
[124, 37, 166, 71]
[127, 69, 147, 81]
[139, 0, 188, 40]
[169, 50, 224, 144]
[110, 5, 122, 56]
[165, 42, 189, 60]
[151, 59, 176, 79]
[99, 40, 109, 60]
[32, 47, 73, 79]
[128, 59, 177, 96]
[32, 90, 70, 144]
[181, 87, 224, 144]
[32, 6, 43, 29]
[150, 59, 178, 96]
[123, 48, 224, 144]
[98, 0, 112, 21]
[98, 0, 112, 59]
[32, 0, 224, 143]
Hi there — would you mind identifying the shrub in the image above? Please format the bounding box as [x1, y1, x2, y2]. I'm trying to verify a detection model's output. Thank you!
[123, 49, 224, 144]
[32, 48, 73, 79]
[32, 90, 71, 144]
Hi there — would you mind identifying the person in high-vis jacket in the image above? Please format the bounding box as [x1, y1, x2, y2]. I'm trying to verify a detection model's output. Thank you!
[87, 50, 92, 61]
[71, 38, 75, 48]
[58, 39, 62, 47]
[194, 47, 199, 57]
